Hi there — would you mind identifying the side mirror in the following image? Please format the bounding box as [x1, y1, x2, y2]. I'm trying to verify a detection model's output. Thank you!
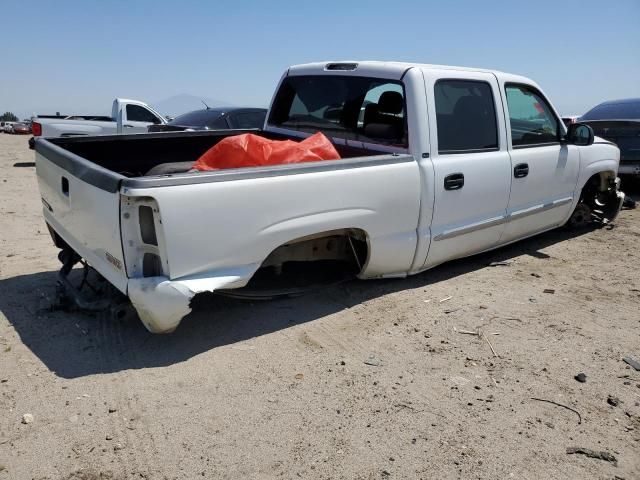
[566, 123, 594, 146]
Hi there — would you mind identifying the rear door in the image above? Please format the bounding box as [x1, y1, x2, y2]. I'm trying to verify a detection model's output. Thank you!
[121, 104, 163, 133]
[499, 83, 580, 243]
[422, 70, 512, 268]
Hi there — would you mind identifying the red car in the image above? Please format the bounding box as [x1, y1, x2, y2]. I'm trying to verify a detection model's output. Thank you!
[11, 122, 32, 134]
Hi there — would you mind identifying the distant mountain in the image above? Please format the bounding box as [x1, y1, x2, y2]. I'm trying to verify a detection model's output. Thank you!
[151, 94, 235, 117]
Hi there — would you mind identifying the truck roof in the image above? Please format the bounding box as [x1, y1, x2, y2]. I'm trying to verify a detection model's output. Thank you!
[287, 60, 534, 85]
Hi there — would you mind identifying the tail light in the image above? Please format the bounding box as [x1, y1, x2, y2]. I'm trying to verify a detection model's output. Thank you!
[32, 121, 42, 136]
[121, 196, 168, 278]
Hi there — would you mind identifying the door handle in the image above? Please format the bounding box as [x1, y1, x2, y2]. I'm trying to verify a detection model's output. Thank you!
[514, 163, 529, 178]
[123, 124, 134, 128]
[444, 173, 464, 190]
[61, 176, 69, 196]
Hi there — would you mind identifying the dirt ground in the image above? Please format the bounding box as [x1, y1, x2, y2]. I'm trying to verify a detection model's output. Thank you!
[0, 132, 639, 480]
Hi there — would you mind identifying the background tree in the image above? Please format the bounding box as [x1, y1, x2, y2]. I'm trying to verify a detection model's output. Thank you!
[0, 112, 19, 122]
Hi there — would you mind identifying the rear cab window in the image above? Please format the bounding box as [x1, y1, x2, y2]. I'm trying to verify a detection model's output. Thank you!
[505, 84, 560, 147]
[268, 75, 408, 147]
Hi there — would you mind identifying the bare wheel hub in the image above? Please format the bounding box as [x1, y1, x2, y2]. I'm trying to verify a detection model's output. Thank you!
[569, 203, 591, 228]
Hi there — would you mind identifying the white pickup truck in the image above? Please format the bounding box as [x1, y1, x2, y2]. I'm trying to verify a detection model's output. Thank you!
[34, 61, 624, 333]
[29, 98, 167, 148]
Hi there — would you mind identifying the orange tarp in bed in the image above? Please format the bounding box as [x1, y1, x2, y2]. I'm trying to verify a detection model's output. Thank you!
[191, 132, 341, 171]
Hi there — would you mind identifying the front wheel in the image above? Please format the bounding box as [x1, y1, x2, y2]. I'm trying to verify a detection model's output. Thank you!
[568, 175, 625, 228]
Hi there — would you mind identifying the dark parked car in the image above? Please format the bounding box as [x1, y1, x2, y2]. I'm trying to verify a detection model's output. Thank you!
[148, 107, 267, 133]
[580, 98, 640, 177]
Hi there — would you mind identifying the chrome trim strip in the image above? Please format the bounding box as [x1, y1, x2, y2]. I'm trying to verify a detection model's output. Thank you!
[433, 196, 573, 242]
[508, 197, 573, 220]
[433, 215, 506, 241]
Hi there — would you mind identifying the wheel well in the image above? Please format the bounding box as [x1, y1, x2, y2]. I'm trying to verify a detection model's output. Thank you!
[572, 170, 621, 225]
[581, 171, 616, 199]
[260, 228, 370, 275]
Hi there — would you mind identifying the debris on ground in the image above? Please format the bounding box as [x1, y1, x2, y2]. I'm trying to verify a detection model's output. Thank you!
[483, 332, 500, 358]
[566, 447, 618, 466]
[21, 414, 34, 424]
[453, 327, 500, 357]
[607, 395, 621, 407]
[454, 327, 479, 336]
[439, 296, 452, 303]
[543, 289, 555, 294]
[574, 373, 587, 383]
[294, 373, 304, 380]
[488, 261, 511, 267]
[364, 355, 382, 366]
[622, 356, 640, 371]
[531, 398, 582, 424]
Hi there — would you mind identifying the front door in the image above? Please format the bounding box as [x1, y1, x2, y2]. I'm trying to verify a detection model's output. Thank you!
[500, 83, 580, 244]
[423, 71, 512, 269]
[122, 104, 162, 133]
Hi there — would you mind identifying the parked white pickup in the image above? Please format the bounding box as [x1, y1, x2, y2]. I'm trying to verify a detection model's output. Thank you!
[34, 61, 624, 333]
[31, 98, 166, 142]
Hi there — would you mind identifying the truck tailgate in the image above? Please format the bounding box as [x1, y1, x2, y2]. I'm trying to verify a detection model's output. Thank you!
[35, 140, 128, 293]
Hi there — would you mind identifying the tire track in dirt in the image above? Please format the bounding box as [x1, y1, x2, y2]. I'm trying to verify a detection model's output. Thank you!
[86, 315, 162, 478]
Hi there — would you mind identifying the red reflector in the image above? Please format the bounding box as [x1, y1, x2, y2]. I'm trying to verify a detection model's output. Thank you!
[32, 121, 42, 136]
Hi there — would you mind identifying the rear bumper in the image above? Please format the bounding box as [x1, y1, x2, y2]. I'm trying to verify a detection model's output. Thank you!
[127, 266, 258, 333]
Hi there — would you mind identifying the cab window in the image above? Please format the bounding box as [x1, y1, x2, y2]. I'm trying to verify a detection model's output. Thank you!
[434, 80, 499, 153]
[126, 104, 161, 124]
[231, 111, 267, 129]
[505, 85, 559, 147]
[269, 75, 407, 147]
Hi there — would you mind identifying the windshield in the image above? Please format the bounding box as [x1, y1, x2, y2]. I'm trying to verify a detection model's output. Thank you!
[268, 75, 407, 147]
[581, 100, 640, 120]
[170, 110, 224, 127]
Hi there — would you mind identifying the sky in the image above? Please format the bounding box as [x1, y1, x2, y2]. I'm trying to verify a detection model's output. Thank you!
[1, 0, 638, 119]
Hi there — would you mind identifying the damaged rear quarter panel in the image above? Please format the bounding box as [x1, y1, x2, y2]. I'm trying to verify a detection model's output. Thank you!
[121, 159, 420, 332]
[127, 267, 259, 333]
[121, 159, 420, 280]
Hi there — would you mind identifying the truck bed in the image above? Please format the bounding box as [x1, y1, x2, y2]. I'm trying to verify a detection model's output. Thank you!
[35, 128, 419, 332]
[39, 129, 385, 180]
